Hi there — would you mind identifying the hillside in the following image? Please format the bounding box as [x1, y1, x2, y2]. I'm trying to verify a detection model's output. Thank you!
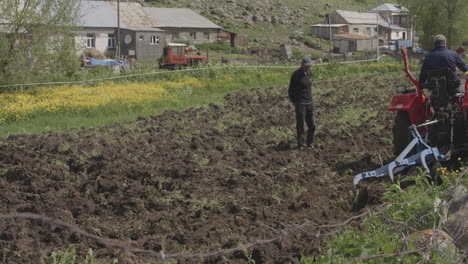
[145, 0, 389, 49]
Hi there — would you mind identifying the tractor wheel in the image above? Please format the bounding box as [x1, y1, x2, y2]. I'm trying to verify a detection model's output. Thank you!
[453, 110, 465, 148]
[429, 161, 443, 185]
[392, 111, 412, 156]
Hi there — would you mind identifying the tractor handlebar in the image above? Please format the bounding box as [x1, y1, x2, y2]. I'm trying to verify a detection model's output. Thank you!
[401, 46, 423, 97]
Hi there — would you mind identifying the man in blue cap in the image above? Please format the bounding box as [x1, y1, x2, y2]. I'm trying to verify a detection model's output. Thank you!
[288, 57, 316, 150]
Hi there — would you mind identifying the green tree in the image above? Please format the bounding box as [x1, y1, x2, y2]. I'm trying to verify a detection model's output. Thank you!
[400, 0, 468, 49]
[0, 0, 81, 84]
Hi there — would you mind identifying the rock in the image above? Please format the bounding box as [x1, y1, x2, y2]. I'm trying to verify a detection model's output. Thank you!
[270, 16, 277, 24]
[447, 185, 468, 213]
[407, 229, 456, 253]
[445, 183, 468, 251]
[446, 206, 468, 251]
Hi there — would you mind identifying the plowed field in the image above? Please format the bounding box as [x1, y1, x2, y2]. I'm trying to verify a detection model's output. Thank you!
[0, 73, 411, 263]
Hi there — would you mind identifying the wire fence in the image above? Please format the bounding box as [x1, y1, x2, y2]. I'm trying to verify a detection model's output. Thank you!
[0, 58, 380, 90]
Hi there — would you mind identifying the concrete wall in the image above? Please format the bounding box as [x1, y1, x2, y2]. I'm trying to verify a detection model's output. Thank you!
[334, 39, 351, 53]
[333, 38, 378, 53]
[311, 26, 347, 39]
[162, 28, 219, 44]
[120, 29, 165, 60]
[74, 28, 116, 57]
[75, 28, 165, 60]
[313, 23, 377, 39]
[347, 25, 378, 38]
[356, 38, 378, 51]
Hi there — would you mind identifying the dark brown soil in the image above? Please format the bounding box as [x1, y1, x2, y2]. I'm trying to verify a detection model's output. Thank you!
[0, 73, 411, 263]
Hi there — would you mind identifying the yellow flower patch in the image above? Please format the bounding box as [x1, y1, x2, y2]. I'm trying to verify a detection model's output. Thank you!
[0, 76, 204, 124]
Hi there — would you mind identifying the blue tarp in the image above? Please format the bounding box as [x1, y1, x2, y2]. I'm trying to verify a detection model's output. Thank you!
[89, 58, 128, 67]
[395, 40, 413, 50]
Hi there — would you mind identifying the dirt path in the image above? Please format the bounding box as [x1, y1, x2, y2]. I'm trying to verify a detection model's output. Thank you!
[0, 73, 411, 263]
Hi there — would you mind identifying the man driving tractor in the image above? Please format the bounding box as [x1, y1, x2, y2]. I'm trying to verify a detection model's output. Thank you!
[419, 34, 467, 95]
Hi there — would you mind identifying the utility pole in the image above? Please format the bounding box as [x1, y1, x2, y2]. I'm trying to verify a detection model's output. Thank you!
[116, 0, 121, 60]
[328, 13, 333, 62]
[376, 12, 380, 60]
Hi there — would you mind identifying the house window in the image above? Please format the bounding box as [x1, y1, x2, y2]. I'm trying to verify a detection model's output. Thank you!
[172, 47, 181, 55]
[392, 16, 399, 25]
[108, 33, 115, 48]
[204, 32, 209, 39]
[172, 32, 179, 39]
[353, 28, 359, 33]
[366, 27, 371, 33]
[139, 35, 144, 40]
[150, 36, 160, 45]
[396, 32, 400, 38]
[401, 16, 407, 25]
[86, 33, 95, 48]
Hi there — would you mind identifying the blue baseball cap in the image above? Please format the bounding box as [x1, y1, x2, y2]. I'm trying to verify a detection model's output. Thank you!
[302, 57, 314, 66]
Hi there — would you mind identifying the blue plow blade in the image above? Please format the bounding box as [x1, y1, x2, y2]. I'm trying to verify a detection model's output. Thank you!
[352, 125, 445, 191]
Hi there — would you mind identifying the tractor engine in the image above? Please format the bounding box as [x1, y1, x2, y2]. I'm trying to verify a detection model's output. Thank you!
[425, 68, 465, 153]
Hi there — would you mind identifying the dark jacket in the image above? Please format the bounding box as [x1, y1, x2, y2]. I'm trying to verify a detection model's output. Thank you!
[288, 67, 313, 104]
[419, 46, 467, 85]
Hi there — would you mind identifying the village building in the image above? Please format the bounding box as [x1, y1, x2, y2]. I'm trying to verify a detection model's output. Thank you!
[144, 8, 221, 44]
[76, 1, 223, 60]
[311, 3, 412, 53]
[312, 10, 384, 40]
[369, 3, 412, 39]
[333, 33, 378, 53]
[369, 3, 413, 49]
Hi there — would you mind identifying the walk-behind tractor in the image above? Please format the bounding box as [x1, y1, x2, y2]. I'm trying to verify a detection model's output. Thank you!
[352, 47, 468, 209]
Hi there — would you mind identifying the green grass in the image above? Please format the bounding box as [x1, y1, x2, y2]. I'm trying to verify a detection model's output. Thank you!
[302, 171, 467, 264]
[0, 60, 414, 138]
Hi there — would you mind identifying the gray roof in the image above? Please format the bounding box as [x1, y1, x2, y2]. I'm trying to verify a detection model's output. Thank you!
[335, 10, 385, 24]
[78, 1, 220, 30]
[78, 1, 122, 28]
[334, 33, 371, 40]
[379, 23, 407, 31]
[312, 23, 347, 28]
[105, 1, 155, 27]
[369, 3, 408, 13]
[145, 8, 221, 29]
[124, 26, 164, 32]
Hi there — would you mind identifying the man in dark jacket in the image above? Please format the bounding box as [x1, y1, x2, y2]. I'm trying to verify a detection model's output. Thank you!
[288, 57, 316, 150]
[419, 34, 467, 93]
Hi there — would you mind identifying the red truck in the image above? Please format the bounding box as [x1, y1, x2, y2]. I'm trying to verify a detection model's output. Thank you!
[159, 43, 207, 70]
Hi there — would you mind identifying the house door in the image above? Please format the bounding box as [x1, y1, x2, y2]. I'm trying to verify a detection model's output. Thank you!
[403, 32, 406, 40]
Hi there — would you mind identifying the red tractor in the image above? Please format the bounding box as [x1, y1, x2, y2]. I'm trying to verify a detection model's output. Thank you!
[159, 43, 208, 70]
[390, 47, 468, 156]
[353, 47, 468, 191]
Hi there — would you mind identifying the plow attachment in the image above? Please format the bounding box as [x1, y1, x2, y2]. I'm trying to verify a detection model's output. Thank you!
[352, 125, 445, 191]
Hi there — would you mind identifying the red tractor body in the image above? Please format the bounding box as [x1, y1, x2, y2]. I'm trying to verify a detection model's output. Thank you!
[159, 43, 207, 70]
[388, 47, 429, 126]
[389, 46, 468, 155]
